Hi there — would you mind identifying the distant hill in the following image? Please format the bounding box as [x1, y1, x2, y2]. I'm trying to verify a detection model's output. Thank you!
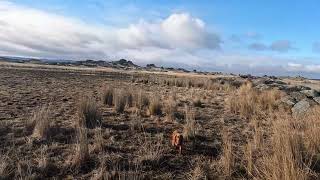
[0, 55, 201, 74]
[0, 56, 142, 69]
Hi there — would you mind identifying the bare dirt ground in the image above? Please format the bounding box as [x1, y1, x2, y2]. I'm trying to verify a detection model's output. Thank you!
[0, 65, 250, 179]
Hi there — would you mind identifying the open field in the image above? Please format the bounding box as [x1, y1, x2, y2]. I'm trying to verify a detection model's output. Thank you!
[1, 63, 320, 179]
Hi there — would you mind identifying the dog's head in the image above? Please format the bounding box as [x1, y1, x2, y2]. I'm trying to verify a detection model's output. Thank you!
[171, 130, 183, 146]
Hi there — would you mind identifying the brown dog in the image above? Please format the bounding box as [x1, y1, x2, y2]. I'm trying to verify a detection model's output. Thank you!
[171, 130, 183, 154]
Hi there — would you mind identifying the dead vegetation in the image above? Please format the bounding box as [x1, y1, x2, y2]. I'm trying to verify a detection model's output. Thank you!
[148, 96, 162, 116]
[0, 152, 12, 179]
[35, 145, 48, 173]
[113, 90, 126, 113]
[134, 90, 150, 116]
[183, 106, 196, 140]
[102, 87, 114, 106]
[165, 94, 177, 122]
[78, 96, 102, 128]
[137, 135, 166, 164]
[1, 66, 320, 179]
[31, 106, 52, 140]
[223, 81, 320, 179]
[227, 82, 282, 119]
[73, 114, 90, 167]
[219, 129, 234, 178]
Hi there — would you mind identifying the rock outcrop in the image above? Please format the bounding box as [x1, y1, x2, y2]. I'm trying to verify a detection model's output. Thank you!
[292, 99, 311, 117]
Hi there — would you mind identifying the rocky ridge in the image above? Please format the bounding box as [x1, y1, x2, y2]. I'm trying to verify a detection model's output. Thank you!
[250, 76, 320, 117]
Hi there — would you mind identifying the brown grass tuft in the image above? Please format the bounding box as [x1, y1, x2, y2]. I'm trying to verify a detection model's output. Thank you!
[227, 82, 282, 119]
[242, 108, 320, 179]
[185, 157, 213, 180]
[137, 135, 165, 163]
[125, 91, 134, 108]
[102, 87, 114, 106]
[113, 90, 126, 113]
[78, 96, 101, 128]
[73, 115, 89, 167]
[183, 106, 196, 140]
[0, 153, 12, 179]
[149, 96, 162, 116]
[186, 163, 206, 180]
[165, 95, 177, 122]
[35, 145, 48, 173]
[257, 114, 312, 180]
[31, 106, 51, 140]
[243, 141, 254, 177]
[220, 129, 234, 177]
[93, 127, 104, 153]
[136, 90, 149, 112]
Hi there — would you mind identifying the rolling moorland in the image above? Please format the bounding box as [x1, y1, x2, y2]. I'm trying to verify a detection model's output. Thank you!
[1, 60, 320, 179]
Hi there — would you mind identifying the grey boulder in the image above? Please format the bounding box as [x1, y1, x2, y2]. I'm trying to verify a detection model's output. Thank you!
[292, 99, 311, 118]
[281, 96, 296, 106]
[314, 97, 320, 104]
[301, 89, 320, 98]
[289, 91, 307, 102]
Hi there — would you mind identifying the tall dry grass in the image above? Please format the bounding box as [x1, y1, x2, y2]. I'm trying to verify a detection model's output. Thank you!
[16, 159, 33, 179]
[185, 158, 211, 180]
[78, 96, 102, 128]
[102, 87, 114, 106]
[93, 127, 104, 153]
[165, 94, 177, 122]
[148, 96, 162, 116]
[242, 107, 320, 179]
[31, 106, 51, 140]
[73, 114, 90, 167]
[227, 82, 282, 119]
[91, 153, 144, 180]
[0, 152, 12, 179]
[135, 90, 149, 115]
[219, 129, 234, 178]
[35, 145, 48, 173]
[137, 135, 166, 164]
[113, 90, 126, 113]
[183, 106, 196, 140]
[226, 82, 320, 179]
[125, 91, 134, 108]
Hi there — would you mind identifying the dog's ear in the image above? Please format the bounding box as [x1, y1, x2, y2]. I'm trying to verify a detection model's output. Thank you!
[171, 133, 176, 146]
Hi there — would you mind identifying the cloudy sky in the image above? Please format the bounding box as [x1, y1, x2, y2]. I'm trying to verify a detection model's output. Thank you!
[1, 0, 320, 78]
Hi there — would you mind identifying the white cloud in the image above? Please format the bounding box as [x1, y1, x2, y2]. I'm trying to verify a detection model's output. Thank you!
[305, 65, 320, 72]
[161, 13, 221, 49]
[0, 2, 115, 59]
[288, 62, 303, 68]
[0, 2, 221, 61]
[287, 62, 320, 73]
[1, 1, 320, 77]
